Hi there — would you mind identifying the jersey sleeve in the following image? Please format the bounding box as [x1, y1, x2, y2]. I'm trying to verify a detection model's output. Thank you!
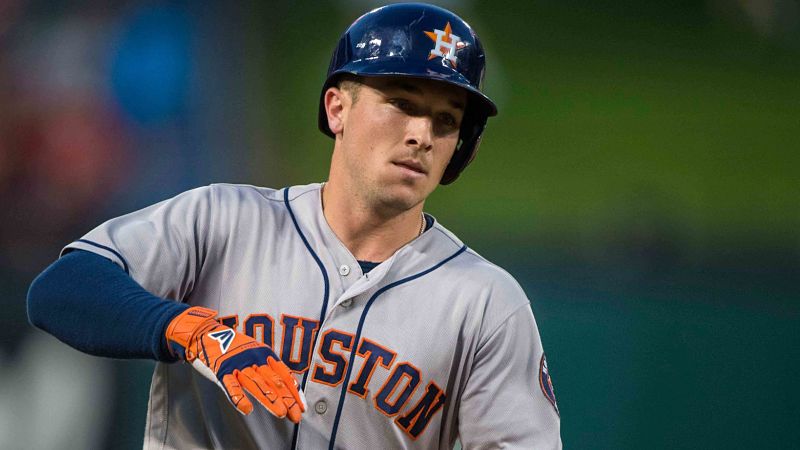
[458, 301, 562, 449]
[62, 185, 217, 301]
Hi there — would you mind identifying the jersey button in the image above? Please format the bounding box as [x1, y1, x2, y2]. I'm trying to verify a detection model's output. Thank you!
[314, 400, 328, 415]
[339, 264, 351, 276]
[341, 298, 353, 308]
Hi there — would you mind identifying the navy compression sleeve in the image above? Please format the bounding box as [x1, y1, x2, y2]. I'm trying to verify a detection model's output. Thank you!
[27, 250, 189, 361]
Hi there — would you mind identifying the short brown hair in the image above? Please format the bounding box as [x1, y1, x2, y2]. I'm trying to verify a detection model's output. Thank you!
[337, 74, 362, 104]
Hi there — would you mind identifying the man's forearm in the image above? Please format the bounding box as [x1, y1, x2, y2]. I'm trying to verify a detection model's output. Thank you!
[27, 250, 188, 361]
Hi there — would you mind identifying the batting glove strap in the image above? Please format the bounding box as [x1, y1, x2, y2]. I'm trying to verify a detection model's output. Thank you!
[164, 306, 218, 361]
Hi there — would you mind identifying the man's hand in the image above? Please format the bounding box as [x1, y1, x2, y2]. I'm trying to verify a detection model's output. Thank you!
[166, 306, 306, 421]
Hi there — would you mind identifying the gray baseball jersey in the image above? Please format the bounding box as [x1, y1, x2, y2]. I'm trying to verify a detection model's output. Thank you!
[64, 183, 561, 449]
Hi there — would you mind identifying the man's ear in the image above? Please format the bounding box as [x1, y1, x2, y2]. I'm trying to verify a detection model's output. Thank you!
[324, 87, 347, 135]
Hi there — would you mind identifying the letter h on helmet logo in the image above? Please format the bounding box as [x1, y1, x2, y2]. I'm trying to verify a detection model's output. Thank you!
[425, 22, 462, 68]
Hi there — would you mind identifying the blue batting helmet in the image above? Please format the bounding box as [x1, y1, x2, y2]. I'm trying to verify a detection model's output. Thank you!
[318, 2, 497, 184]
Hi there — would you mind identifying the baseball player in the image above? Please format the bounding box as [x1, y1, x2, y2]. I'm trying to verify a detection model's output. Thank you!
[27, 3, 561, 449]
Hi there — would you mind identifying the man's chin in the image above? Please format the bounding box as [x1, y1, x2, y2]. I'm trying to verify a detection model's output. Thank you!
[373, 186, 427, 215]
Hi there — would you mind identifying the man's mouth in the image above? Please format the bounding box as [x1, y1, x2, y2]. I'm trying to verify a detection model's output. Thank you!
[393, 159, 427, 175]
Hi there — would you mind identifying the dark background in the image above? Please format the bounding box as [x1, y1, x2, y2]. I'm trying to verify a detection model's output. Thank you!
[1, 1, 797, 448]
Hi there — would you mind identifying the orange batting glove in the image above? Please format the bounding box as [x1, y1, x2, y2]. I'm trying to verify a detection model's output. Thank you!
[165, 306, 306, 421]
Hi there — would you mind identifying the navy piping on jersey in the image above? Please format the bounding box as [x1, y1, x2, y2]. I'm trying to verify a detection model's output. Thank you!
[355, 215, 433, 273]
[76, 239, 130, 274]
[284, 187, 331, 450]
[327, 244, 468, 450]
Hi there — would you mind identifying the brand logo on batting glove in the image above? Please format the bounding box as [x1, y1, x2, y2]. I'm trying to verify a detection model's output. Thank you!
[209, 329, 235, 354]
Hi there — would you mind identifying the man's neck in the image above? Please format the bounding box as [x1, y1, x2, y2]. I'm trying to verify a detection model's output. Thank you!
[321, 182, 424, 263]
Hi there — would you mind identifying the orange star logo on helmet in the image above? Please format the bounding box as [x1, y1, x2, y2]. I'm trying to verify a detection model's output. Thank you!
[424, 22, 462, 68]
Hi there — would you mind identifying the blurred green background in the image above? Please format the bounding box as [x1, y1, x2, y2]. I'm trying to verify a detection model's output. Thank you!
[260, 3, 800, 447]
[1, 0, 797, 448]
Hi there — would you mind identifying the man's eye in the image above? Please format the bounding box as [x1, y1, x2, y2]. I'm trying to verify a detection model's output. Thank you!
[438, 113, 458, 129]
[390, 99, 413, 112]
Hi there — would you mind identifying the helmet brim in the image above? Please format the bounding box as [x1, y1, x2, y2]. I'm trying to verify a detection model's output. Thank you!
[319, 59, 497, 138]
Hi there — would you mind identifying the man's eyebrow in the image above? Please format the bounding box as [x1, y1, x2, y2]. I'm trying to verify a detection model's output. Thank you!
[448, 98, 466, 111]
[385, 80, 423, 95]
[384, 80, 466, 111]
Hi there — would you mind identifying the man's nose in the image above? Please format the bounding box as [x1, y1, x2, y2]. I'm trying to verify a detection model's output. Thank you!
[405, 116, 434, 151]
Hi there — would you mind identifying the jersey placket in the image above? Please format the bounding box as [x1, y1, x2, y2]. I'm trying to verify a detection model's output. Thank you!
[286, 186, 388, 449]
[286, 185, 460, 449]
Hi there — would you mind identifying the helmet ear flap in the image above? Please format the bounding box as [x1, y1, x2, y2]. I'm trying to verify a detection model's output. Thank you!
[440, 110, 487, 185]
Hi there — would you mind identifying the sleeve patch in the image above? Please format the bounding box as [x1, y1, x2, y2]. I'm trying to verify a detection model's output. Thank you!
[539, 354, 559, 416]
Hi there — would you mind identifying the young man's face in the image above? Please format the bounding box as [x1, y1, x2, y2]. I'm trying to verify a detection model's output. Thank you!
[329, 76, 467, 215]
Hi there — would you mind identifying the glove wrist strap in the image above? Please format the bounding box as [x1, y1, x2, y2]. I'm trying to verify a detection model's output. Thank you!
[165, 306, 219, 361]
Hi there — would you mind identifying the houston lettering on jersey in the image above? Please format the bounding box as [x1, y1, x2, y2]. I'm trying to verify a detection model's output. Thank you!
[218, 314, 445, 439]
